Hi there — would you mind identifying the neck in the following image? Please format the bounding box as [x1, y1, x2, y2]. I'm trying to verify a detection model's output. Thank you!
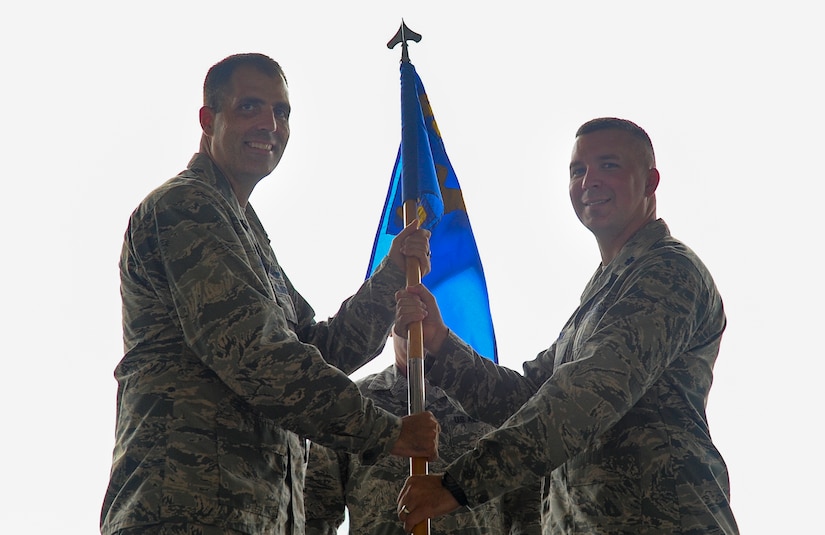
[596, 214, 656, 265]
[228, 180, 253, 208]
[199, 139, 254, 207]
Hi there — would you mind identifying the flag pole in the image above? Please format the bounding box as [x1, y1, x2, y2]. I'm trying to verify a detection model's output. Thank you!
[388, 20, 429, 535]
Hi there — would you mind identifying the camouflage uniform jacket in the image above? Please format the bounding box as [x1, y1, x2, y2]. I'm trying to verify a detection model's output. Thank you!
[304, 365, 542, 535]
[101, 154, 406, 535]
[426, 219, 739, 534]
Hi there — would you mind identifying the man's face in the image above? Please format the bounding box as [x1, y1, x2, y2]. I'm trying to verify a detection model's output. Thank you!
[568, 129, 658, 247]
[200, 65, 291, 187]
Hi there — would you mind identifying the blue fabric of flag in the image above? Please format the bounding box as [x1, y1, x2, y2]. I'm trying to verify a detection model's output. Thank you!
[366, 61, 498, 362]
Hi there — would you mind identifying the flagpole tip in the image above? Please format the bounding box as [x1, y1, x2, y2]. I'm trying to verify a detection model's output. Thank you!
[387, 20, 422, 63]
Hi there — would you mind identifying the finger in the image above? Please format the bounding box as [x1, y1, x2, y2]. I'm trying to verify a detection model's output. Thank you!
[392, 323, 406, 338]
[405, 509, 425, 533]
[396, 488, 415, 527]
[399, 504, 413, 526]
[395, 292, 423, 306]
[420, 252, 432, 276]
[395, 301, 428, 326]
[412, 283, 434, 301]
[397, 482, 411, 510]
[394, 288, 411, 300]
[394, 310, 427, 331]
[401, 233, 431, 257]
[402, 218, 421, 233]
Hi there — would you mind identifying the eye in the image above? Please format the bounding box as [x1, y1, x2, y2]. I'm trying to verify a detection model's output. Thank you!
[569, 166, 585, 180]
[600, 162, 619, 169]
[240, 102, 258, 113]
[274, 105, 291, 120]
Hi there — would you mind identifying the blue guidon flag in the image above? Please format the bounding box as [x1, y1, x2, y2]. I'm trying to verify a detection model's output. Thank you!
[366, 60, 498, 362]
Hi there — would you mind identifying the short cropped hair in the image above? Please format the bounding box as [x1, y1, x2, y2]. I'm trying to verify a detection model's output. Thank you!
[203, 53, 287, 111]
[576, 117, 656, 167]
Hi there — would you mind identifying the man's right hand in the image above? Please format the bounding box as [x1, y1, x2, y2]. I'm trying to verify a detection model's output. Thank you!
[391, 411, 440, 461]
[394, 284, 449, 355]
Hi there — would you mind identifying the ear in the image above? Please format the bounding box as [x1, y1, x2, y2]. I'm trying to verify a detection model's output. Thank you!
[645, 168, 660, 196]
[199, 106, 215, 136]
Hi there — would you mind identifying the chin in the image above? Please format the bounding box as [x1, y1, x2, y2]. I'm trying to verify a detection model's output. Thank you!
[247, 162, 277, 178]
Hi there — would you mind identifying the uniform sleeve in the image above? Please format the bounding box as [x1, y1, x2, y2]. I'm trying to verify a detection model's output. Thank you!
[441, 252, 719, 506]
[132, 186, 402, 455]
[500, 482, 543, 535]
[425, 332, 547, 426]
[246, 203, 403, 377]
[304, 442, 349, 535]
[283, 258, 402, 376]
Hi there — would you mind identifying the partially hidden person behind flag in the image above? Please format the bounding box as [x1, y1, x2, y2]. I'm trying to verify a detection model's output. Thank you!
[303, 328, 541, 535]
[366, 60, 497, 362]
[100, 52, 442, 535]
[394, 118, 740, 534]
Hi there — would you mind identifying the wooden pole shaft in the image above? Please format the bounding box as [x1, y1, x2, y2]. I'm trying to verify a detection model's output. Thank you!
[403, 199, 430, 535]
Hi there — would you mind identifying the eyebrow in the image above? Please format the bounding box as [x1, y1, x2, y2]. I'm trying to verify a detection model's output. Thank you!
[237, 96, 265, 105]
[569, 154, 620, 167]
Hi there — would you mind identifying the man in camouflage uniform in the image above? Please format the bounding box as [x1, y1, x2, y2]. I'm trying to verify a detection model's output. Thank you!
[100, 53, 440, 535]
[304, 331, 541, 535]
[395, 118, 740, 534]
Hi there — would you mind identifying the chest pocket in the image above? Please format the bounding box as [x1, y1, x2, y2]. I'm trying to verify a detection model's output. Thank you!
[268, 263, 298, 329]
[554, 287, 612, 369]
[553, 323, 576, 369]
[572, 296, 608, 355]
[242, 215, 299, 330]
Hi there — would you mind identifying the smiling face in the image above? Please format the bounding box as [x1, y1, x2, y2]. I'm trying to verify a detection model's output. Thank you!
[199, 64, 291, 204]
[569, 128, 659, 263]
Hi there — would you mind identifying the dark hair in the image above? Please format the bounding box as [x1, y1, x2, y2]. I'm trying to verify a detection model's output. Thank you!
[203, 53, 287, 111]
[576, 117, 656, 167]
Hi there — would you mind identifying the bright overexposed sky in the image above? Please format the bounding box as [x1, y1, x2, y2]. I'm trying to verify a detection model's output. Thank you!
[2, 1, 822, 533]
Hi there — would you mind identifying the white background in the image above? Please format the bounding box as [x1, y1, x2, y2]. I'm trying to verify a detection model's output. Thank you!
[1, 1, 821, 533]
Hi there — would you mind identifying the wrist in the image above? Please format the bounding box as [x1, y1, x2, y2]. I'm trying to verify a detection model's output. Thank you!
[427, 326, 450, 355]
[441, 471, 468, 507]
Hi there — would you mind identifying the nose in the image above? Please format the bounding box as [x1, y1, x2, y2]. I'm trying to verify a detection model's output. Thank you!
[580, 169, 601, 189]
[258, 110, 278, 132]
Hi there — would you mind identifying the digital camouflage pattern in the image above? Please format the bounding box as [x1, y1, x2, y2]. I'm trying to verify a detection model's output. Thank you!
[427, 220, 739, 534]
[101, 154, 408, 535]
[304, 365, 541, 535]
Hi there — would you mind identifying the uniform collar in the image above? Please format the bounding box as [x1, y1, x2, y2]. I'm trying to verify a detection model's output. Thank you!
[186, 153, 247, 217]
[581, 219, 670, 301]
[365, 365, 447, 401]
